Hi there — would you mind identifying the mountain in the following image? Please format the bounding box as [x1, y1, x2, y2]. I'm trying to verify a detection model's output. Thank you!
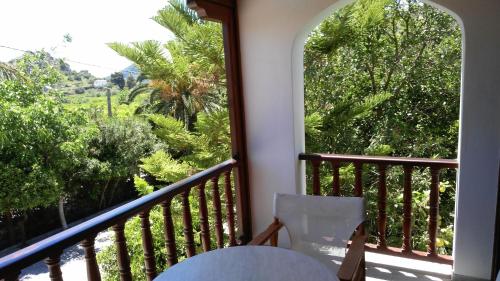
[9, 51, 100, 95]
[121, 64, 140, 79]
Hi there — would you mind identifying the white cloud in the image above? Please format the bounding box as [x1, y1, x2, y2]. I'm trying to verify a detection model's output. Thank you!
[0, 0, 174, 77]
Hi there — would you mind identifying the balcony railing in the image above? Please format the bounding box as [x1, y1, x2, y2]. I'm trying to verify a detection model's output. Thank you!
[299, 153, 458, 263]
[0, 154, 459, 280]
[0, 159, 239, 281]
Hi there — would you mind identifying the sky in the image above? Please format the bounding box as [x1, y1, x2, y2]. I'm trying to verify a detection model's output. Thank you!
[0, 0, 174, 78]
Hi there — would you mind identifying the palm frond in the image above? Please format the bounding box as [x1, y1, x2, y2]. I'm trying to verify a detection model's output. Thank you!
[153, 7, 190, 38]
[169, 0, 199, 25]
[127, 83, 151, 104]
[107, 41, 172, 79]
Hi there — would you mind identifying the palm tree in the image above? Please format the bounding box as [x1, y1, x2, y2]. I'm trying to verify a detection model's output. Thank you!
[108, 0, 225, 130]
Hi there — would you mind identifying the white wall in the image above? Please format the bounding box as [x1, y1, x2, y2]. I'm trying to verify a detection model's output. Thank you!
[237, 0, 500, 279]
[237, 0, 352, 242]
[429, 1, 500, 279]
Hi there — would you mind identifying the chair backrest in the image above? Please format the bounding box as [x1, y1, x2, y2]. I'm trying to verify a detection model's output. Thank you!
[273, 193, 365, 261]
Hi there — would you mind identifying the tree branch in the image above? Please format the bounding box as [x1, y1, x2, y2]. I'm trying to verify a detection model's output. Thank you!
[383, 17, 401, 92]
[394, 41, 428, 95]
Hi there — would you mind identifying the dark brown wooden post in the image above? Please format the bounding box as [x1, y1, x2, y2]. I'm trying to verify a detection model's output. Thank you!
[211, 176, 224, 248]
[354, 162, 364, 235]
[112, 223, 132, 281]
[187, 0, 252, 244]
[198, 181, 211, 252]
[161, 199, 178, 266]
[224, 170, 237, 246]
[270, 218, 280, 247]
[330, 161, 340, 196]
[312, 160, 321, 195]
[402, 165, 413, 253]
[354, 163, 363, 197]
[81, 236, 101, 281]
[377, 164, 388, 249]
[181, 190, 196, 257]
[139, 211, 157, 281]
[491, 162, 500, 280]
[428, 166, 440, 257]
[44, 253, 63, 281]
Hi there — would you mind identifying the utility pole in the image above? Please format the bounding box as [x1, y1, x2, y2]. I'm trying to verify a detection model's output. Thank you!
[106, 88, 112, 117]
[93, 79, 111, 118]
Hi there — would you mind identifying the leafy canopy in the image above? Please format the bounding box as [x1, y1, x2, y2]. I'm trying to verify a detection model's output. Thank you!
[304, 0, 461, 254]
[0, 52, 87, 212]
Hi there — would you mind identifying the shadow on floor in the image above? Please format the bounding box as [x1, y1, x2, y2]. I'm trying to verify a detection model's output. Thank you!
[366, 261, 452, 281]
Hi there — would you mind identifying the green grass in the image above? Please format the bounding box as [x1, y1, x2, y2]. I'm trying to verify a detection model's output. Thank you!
[64, 91, 148, 118]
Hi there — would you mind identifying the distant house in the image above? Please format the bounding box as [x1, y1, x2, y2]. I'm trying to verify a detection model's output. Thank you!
[93, 79, 107, 88]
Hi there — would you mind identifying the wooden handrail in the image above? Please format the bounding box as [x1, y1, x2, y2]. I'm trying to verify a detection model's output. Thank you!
[299, 153, 458, 168]
[0, 159, 237, 278]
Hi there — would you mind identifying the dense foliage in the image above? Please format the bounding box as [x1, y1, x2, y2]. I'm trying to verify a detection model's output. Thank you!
[304, 0, 460, 157]
[304, 0, 460, 254]
[0, 52, 86, 215]
[110, 72, 126, 90]
[0, 52, 161, 238]
[97, 110, 233, 281]
[85, 117, 160, 209]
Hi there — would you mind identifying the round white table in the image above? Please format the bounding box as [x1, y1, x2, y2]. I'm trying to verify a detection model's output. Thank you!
[155, 246, 338, 281]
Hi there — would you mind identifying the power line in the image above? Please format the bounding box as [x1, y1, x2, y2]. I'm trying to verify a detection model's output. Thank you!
[0, 44, 139, 75]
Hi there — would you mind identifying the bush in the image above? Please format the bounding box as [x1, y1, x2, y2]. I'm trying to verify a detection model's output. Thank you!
[97, 109, 234, 280]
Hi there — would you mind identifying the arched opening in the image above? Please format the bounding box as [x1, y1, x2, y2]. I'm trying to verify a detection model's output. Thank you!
[297, 0, 463, 277]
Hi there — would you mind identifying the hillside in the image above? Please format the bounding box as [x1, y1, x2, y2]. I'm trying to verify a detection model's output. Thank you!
[8, 51, 140, 96]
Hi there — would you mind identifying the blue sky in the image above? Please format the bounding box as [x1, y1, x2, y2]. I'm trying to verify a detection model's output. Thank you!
[0, 0, 174, 78]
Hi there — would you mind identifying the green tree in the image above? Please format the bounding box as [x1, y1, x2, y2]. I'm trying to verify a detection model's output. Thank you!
[0, 52, 87, 234]
[126, 75, 136, 89]
[304, 0, 461, 158]
[110, 72, 125, 89]
[86, 117, 161, 208]
[107, 0, 225, 129]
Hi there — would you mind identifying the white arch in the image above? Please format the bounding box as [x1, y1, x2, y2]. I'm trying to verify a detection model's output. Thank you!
[290, 0, 465, 193]
[287, 1, 500, 279]
[238, 0, 500, 278]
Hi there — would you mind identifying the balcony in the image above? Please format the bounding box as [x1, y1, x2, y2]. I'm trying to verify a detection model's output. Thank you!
[0, 153, 458, 281]
[0, 1, 498, 279]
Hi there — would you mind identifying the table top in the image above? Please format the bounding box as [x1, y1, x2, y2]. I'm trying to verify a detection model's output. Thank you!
[155, 246, 338, 281]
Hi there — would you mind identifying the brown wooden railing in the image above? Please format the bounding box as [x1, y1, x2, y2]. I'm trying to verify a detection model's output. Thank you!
[0, 159, 239, 281]
[299, 153, 458, 263]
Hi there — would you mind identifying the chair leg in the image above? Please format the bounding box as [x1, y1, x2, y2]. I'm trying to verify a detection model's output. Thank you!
[359, 255, 366, 281]
[270, 232, 278, 247]
[352, 255, 366, 281]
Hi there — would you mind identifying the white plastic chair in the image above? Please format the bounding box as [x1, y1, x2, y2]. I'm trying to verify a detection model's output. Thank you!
[250, 193, 366, 281]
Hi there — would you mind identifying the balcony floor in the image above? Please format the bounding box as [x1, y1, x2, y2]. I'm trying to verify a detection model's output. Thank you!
[366, 252, 452, 281]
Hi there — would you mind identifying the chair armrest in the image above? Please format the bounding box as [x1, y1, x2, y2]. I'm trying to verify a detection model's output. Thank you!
[248, 219, 283, 246]
[337, 232, 367, 281]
